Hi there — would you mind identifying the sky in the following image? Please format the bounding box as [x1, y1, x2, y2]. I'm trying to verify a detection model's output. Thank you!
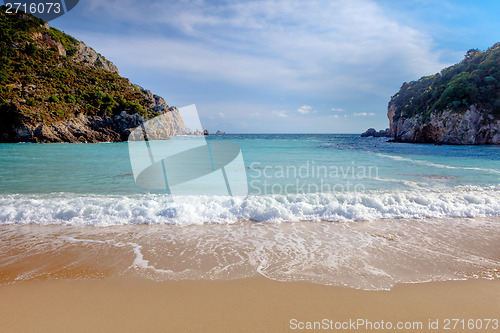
[43, 0, 500, 133]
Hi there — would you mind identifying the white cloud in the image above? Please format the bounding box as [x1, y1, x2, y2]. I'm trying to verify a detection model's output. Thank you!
[78, 0, 448, 98]
[71, 0, 455, 133]
[353, 112, 376, 117]
[218, 112, 225, 118]
[297, 105, 312, 114]
[272, 110, 288, 118]
[330, 114, 340, 119]
[80, 36, 296, 87]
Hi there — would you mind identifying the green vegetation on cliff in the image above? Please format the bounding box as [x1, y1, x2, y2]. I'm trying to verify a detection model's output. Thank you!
[390, 43, 500, 123]
[0, 7, 158, 132]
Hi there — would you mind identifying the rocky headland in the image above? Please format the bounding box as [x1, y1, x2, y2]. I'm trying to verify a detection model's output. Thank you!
[0, 8, 187, 143]
[387, 44, 500, 144]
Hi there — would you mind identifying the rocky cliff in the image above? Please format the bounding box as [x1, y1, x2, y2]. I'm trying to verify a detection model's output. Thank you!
[388, 43, 500, 144]
[0, 8, 186, 143]
[389, 106, 500, 144]
[12, 93, 186, 143]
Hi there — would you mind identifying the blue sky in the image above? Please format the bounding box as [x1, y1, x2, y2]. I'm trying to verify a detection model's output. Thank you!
[48, 0, 500, 133]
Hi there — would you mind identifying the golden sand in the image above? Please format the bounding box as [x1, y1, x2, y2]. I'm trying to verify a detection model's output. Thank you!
[0, 277, 498, 332]
[1, 221, 499, 332]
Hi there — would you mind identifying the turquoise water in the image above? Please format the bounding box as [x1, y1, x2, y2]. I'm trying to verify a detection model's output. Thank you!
[1, 135, 499, 289]
[0, 134, 499, 224]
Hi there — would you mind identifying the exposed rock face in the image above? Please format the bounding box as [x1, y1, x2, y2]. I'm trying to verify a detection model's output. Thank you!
[184, 128, 205, 136]
[0, 10, 188, 143]
[8, 108, 186, 143]
[35, 20, 118, 73]
[387, 43, 500, 145]
[2, 83, 186, 143]
[387, 103, 397, 135]
[389, 105, 500, 144]
[31, 31, 66, 56]
[73, 42, 119, 74]
[361, 128, 391, 138]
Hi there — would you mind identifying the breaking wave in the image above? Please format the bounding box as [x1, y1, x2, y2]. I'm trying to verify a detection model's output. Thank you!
[1, 186, 499, 226]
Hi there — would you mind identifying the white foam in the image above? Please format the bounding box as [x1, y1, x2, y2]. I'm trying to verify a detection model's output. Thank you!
[126, 242, 174, 273]
[376, 153, 500, 174]
[0, 186, 499, 225]
[63, 236, 173, 274]
[3, 216, 500, 290]
[373, 177, 425, 188]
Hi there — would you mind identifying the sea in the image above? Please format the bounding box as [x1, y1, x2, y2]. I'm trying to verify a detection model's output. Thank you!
[0, 134, 499, 290]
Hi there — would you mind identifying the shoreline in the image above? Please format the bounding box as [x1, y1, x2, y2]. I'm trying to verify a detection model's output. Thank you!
[1, 216, 500, 289]
[0, 277, 498, 332]
[1, 217, 499, 331]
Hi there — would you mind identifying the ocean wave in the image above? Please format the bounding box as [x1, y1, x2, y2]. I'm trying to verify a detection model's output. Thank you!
[0, 186, 499, 226]
[376, 153, 500, 174]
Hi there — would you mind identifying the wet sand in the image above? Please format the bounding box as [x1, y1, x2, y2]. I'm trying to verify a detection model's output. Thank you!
[2, 218, 500, 289]
[1, 220, 499, 332]
[0, 277, 499, 332]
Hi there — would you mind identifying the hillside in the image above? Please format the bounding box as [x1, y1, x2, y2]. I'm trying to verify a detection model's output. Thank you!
[0, 7, 185, 142]
[388, 43, 500, 144]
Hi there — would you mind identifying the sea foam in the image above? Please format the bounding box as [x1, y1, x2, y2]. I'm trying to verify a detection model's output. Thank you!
[0, 185, 499, 226]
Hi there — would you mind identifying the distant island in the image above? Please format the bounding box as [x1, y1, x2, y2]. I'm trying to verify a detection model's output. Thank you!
[387, 43, 500, 144]
[360, 128, 391, 138]
[0, 8, 188, 143]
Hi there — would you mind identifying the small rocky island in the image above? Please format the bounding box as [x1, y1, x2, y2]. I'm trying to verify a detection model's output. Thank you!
[387, 44, 500, 144]
[361, 128, 391, 138]
[0, 9, 189, 143]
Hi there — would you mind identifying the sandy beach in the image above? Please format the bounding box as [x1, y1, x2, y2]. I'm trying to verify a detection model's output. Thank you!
[2, 0, 500, 331]
[0, 219, 499, 332]
[0, 277, 499, 332]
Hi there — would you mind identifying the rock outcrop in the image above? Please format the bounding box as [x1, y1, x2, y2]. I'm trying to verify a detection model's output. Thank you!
[389, 106, 500, 144]
[361, 128, 391, 138]
[387, 43, 500, 144]
[0, 9, 187, 143]
[31, 31, 66, 56]
[8, 102, 186, 143]
[73, 42, 119, 74]
[184, 128, 205, 136]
